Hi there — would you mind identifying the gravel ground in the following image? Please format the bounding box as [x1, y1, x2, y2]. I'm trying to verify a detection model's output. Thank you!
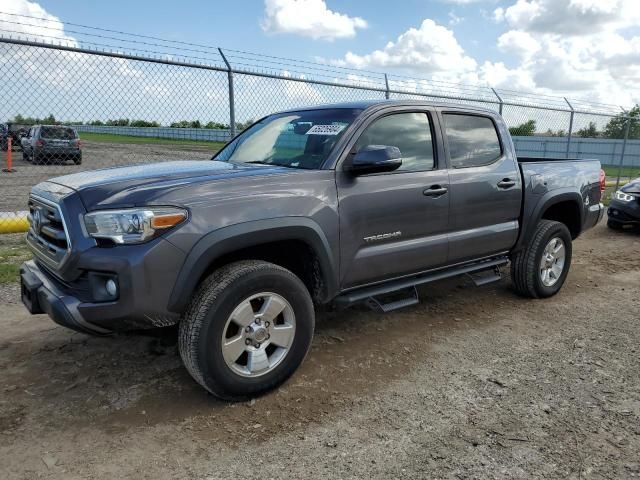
[0, 221, 639, 479]
[0, 141, 214, 212]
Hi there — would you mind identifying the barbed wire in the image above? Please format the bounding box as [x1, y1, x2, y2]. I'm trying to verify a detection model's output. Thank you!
[0, 10, 629, 115]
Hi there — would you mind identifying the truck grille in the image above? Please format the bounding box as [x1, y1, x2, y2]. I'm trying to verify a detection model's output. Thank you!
[26, 195, 71, 268]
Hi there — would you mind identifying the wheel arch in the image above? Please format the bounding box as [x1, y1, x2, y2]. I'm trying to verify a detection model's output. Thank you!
[168, 218, 338, 313]
[516, 190, 584, 252]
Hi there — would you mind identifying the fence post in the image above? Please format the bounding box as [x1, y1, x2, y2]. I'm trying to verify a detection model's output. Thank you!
[218, 48, 236, 138]
[564, 97, 574, 159]
[491, 88, 503, 115]
[615, 116, 631, 190]
[384, 74, 390, 100]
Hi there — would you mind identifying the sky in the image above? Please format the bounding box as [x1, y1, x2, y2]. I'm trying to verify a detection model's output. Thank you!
[0, 0, 639, 123]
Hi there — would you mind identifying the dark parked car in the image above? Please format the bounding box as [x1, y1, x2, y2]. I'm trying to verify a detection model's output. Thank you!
[608, 177, 640, 229]
[21, 125, 82, 165]
[20, 100, 604, 400]
[1, 122, 29, 151]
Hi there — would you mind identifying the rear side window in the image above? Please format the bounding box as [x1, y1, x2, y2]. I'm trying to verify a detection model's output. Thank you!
[443, 114, 501, 168]
[41, 127, 77, 139]
[355, 112, 434, 171]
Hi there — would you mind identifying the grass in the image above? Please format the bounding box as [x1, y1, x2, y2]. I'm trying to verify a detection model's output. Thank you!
[0, 235, 31, 283]
[79, 132, 226, 150]
[602, 165, 640, 180]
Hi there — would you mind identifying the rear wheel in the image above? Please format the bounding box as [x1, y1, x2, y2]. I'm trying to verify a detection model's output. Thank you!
[511, 220, 572, 298]
[179, 260, 315, 401]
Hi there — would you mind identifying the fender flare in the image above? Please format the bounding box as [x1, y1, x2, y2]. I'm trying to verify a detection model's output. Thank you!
[515, 189, 584, 252]
[167, 217, 338, 313]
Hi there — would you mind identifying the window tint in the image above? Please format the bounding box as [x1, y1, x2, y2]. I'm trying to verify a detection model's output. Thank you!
[355, 112, 434, 171]
[443, 114, 501, 168]
[40, 127, 77, 140]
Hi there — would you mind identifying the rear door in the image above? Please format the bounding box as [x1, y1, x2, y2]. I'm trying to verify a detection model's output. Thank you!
[336, 108, 450, 288]
[441, 111, 522, 263]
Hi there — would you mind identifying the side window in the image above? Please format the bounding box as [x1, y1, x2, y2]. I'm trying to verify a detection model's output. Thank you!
[355, 112, 434, 171]
[443, 114, 502, 168]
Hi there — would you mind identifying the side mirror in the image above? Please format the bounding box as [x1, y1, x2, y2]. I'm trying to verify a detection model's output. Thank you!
[345, 145, 402, 175]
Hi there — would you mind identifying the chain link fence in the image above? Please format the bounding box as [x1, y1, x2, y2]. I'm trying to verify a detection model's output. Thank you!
[1, 36, 638, 231]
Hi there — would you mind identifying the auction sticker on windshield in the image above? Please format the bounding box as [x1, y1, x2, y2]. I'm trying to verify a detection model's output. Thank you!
[305, 124, 346, 135]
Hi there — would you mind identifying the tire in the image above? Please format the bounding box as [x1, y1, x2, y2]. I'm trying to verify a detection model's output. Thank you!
[607, 219, 623, 230]
[179, 260, 315, 401]
[511, 220, 572, 299]
[73, 153, 82, 165]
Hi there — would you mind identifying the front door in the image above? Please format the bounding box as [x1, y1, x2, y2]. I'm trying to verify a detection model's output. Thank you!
[336, 110, 450, 289]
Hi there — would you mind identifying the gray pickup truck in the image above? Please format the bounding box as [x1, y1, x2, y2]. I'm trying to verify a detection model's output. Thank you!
[20, 100, 605, 400]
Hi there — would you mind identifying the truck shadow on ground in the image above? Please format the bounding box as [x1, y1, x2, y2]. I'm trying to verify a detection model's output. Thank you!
[0, 275, 536, 443]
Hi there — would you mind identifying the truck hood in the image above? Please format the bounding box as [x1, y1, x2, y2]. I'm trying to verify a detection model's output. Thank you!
[42, 160, 293, 210]
[621, 177, 640, 194]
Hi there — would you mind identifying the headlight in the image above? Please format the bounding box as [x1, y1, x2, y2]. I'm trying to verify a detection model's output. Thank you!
[84, 207, 187, 244]
[613, 190, 635, 203]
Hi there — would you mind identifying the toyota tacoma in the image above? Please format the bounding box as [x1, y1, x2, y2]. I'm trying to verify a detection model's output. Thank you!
[20, 101, 605, 400]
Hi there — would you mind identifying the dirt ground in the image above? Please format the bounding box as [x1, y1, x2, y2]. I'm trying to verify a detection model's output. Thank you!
[0, 221, 639, 479]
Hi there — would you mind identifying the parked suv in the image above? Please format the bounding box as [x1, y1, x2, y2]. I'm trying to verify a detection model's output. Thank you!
[21, 125, 82, 165]
[20, 101, 604, 400]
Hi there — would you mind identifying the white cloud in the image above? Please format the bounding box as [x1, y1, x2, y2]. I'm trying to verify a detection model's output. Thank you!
[440, 0, 494, 4]
[332, 19, 477, 79]
[494, 0, 640, 35]
[497, 30, 540, 59]
[328, 4, 640, 108]
[0, 0, 76, 45]
[448, 11, 464, 26]
[491, 0, 640, 106]
[261, 0, 367, 41]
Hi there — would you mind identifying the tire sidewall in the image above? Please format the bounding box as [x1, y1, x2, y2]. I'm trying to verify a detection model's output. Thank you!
[197, 268, 314, 398]
[533, 223, 572, 297]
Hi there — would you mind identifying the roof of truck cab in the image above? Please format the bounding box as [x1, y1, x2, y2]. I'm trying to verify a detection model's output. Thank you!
[279, 99, 498, 115]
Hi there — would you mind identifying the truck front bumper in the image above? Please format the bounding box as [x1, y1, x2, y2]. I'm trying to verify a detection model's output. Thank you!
[20, 237, 187, 334]
[21, 260, 112, 335]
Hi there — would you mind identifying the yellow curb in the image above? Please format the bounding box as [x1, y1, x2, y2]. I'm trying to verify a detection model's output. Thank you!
[0, 214, 29, 234]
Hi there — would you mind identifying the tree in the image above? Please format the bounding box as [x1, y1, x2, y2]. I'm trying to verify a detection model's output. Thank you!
[603, 105, 640, 139]
[544, 129, 566, 137]
[509, 120, 536, 136]
[105, 118, 130, 127]
[576, 122, 599, 138]
[130, 119, 160, 127]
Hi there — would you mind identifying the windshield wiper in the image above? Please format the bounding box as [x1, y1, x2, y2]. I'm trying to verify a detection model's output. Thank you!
[243, 160, 294, 168]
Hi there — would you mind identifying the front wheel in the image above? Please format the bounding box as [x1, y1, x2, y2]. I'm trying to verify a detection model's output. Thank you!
[179, 260, 315, 401]
[511, 220, 572, 298]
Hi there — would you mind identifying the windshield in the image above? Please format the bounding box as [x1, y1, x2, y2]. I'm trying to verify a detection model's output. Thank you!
[41, 127, 77, 139]
[214, 108, 362, 169]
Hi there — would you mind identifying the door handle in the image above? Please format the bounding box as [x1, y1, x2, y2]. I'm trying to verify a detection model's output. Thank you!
[423, 185, 448, 197]
[497, 178, 516, 189]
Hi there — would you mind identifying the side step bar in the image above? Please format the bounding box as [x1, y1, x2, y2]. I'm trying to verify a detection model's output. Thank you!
[366, 286, 419, 313]
[334, 257, 509, 311]
[467, 266, 502, 286]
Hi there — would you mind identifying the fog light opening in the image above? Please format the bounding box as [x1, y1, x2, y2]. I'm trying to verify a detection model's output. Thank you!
[105, 279, 118, 297]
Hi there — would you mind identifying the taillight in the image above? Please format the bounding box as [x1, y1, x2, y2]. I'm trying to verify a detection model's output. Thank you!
[599, 169, 606, 194]
[35, 139, 45, 147]
[76, 140, 82, 149]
